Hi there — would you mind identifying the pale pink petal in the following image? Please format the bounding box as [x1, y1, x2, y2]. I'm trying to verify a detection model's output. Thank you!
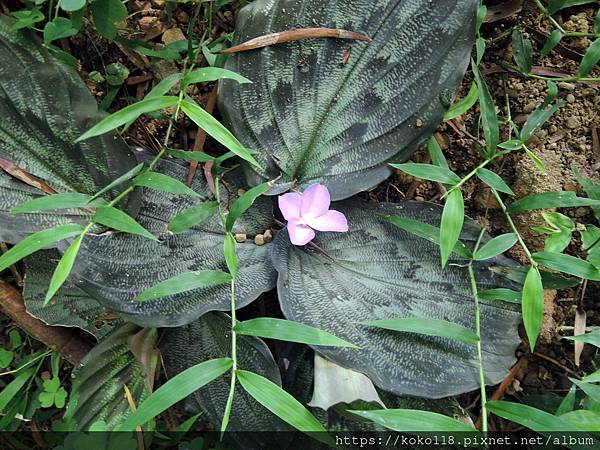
[300, 184, 330, 219]
[304, 210, 348, 232]
[278, 192, 302, 221]
[287, 221, 315, 246]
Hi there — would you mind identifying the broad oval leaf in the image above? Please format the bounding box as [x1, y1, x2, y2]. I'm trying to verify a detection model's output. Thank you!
[271, 200, 520, 398]
[67, 158, 276, 327]
[219, 0, 479, 199]
[65, 324, 157, 430]
[235, 317, 358, 347]
[473, 233, 518, 261]
[350, 409, 477, 432]
[0, 17, 139, 242]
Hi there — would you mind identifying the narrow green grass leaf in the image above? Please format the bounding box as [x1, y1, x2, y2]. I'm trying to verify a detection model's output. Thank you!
[76, 96, 179, 142]
[362, 317, 479, 345]
[595, 8, 600, 34]
[473, 233, 518, 260]
[523, 147, 546, 173]
[134, 172, 200, 197]
[350, 409, 477, 432]
[225, 182, 271, 231]
[390, 163, 460, 186]
[512, 30, 533, 73]
[383, 216, 472, 259]
[90, 163, 145, 201]
[564, 329, 600, 348]
[236, 370, 332, 446]
[168, 201, 219, 233]
[146, 73, 182, 99]
[579, 38, 600, 77]
[0, 368, 35, 412]
[556, 385, 577, 415]
[475, 37, 486, 65]
[0, 225, 85, 272]
[472, 61, 499, 155]
[235, 318, 358, 348]
[134, 270, 232, 301]
[487, 400, 575, 432]
[440, 189, 464, 268]
[532, 252, 600, 281]
[541, 29, 563, 58]
[44, 232, 85, 305]
[497, 139, 523, 150]
[167, 149, 216, 163]
[476, 168, 515, 195]
[117, 358, 233, 431]
[570, 378, 600, 403]
[520, 101, 564, 142]
[444, 82, 478, 121]
[183, 67, 251, 87]
[180, 100, 260, 168]
[582, 368, 600, 383]
[427, 136, 448, 169]
[479, 288, 521, 303]
[93, 206, 157, 241]
[223, 232, 238, 277]
[11, 193, 100, 213]
[507, 191, 600, 215]
[522, 266, 544, 351]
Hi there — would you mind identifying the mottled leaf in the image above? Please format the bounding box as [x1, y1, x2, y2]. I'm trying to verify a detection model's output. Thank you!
[271, 200, 520, 398]
[219, 0, 479, 199]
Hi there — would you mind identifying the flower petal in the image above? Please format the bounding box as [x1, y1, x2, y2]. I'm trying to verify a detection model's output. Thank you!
[304, 210, 348, 232]
[287, 221, 315, 246]
[278, 192, 302, 221]
[300, 184, 330, 219]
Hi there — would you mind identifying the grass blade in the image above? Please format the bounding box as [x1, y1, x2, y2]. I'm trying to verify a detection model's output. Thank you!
[93, 206, 157, 241]
[168, 201, 219, 233]
[532, 252, 600, 281]
[487, 400, 575, 432]
[183, 67, 251, 87]
[362, 317, 479, 345]
[444, 82, 478, 121]
[11, 193, 99, 213]
[579, 38, 600, 77]
[507, 191, 600, 215]
[476, 168, 514, 195]
[479, 288, 521, 303]
[44, 232, 85, 305]
[225, 182, 271, 231]
[522, 266, 544, 351]
[134, 270, 232, 301]
[235, 318, 358, 348]
[440, 189, 464, 268]
[90, 163, 145, 201]
[473, 233, 518, 260]
[134, 172, 200, 197]
[472, 61, 499, 155]
[350, 409, 477, 432]
[389, 163, 460, 185]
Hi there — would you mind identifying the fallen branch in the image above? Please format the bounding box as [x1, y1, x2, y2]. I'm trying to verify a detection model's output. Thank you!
[221, 27, 371, 54]
[0, 280, 92, 365]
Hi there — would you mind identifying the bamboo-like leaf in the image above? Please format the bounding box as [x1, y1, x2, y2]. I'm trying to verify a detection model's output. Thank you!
[363, 317, 479, 345]
[183, 67, 252, 88]
[520, 101, 564, 143]
[487, 400, 575, 432]
[11, 193, 101, 213]
[226, 183, 271, 231]
[579, 38, 600, 77]
[168, 201, 219, 233]
[479, 288, 521, 303]
[224, 232, 238, 277]
[540, 29, 563, 58]
[472, 61, 499, 155]
[350, 409, 477, 432]
[180, 100, 260, 168]
[507, 191, 600, 215]
[0, 224, 84, 272]
[237, 369, 332, 446]
[45, 232, 85, 305]
[497, 140, 523, 150]
[134, 172, 200, 197]
[522, 266, 544, 351]
[427, 137, 449, 169]
[564, 329, 600, 348]
[93, 206, 157, 241]
[235, 318, 358, 347]
[473, 233, 518, 261]
[532, 252, 600, 281]
[440, 189, 464, 268]
[134, 270, 232, 302]
[118, 358, 233, 431]
[0, 368, 35, 412]
[90, 163, 145, 202]
[76, 96, 179, 142]
[444, 82, 478, 121]
[390, 163, 460, 186]
[167, 149, 216, 163]
[476, 168, 514, 195]
[512, 30, 533, 73]
[570, 378, 600, 403]
[582, 368, 600, 383]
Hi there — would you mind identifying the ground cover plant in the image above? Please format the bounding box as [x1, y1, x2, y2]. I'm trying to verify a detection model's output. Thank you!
[0, 0, 599, 448]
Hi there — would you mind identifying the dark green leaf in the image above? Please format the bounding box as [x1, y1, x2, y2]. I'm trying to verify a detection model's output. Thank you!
[520, 100, 564, 142]
[0, 225, 84, 272]
[134, 172, 200, 197]
[90, 163, 145, 202]
[473, 233, 518, 260]
[492, 265, 581, 289]
[134, 270, 232, 302]
[183, 67, 251, 88]
[497, 139, 523, 151]
[595, 9, 600, 35]
[235, 318, 358, 347]
[472, 61, 500, 155]
[541, 30, 563, 58]
[43, 17, 77, 43]
[0, 368, 35, 412]
[167, 149, 216, 163]
[564, 329, 600, 347]
[93, 206, 157, 241]
[427, 137, 448, 169]
[11, 193, 99, 213]
[77, 96, 179, 142]
[444, 82, 478, 121]
[579, 38, 600, 77]
[487, 400, 575, 432]
[532, 252, 600, 281]
[58, 0, 86, 12]
[512, 30, 533, 73]
[384, 216, 472, 259]
[91, 0, 127, 39]
[226, 183, 271, 231]
[181, 100, 260, 168]
[440, 189, 464, 268]
[219, 0, 479, 199]
[168, 201, 219, 233]
[45, 231, 85, 305]
[271, 200, 520, 398]
[350, 409, 476, 432]
[476, 168, 514, 195]
[475, 36, 486, 65]
[574, 169, 600, 222]
[390, 163, 460, 186]
[507, 191, 600, 215]
[478, 288, 521, 303]
[522, 266, 544, 351]
[237, 370, 332, 445]
[362, 317, 479, 345]
[223, 232, 238, 277]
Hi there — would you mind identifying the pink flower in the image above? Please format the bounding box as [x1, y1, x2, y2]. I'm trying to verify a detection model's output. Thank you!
[278, 184, 348, 246]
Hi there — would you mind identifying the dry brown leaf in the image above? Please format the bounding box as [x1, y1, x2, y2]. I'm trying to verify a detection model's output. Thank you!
[574, 308, 586, 367]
